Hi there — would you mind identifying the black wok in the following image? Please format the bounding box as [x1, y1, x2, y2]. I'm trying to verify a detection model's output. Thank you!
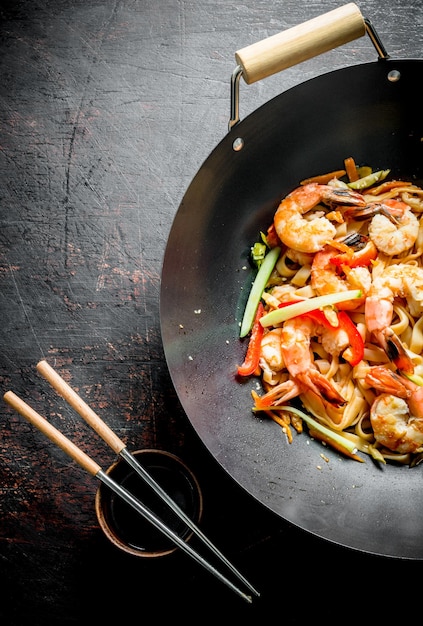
[160, 3, 423, 559]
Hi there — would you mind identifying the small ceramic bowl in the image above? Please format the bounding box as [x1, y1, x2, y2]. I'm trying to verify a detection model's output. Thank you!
[95, 449, 203, 557]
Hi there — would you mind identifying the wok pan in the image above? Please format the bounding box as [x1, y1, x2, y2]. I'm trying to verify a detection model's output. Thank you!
[160, 3, 423, 559]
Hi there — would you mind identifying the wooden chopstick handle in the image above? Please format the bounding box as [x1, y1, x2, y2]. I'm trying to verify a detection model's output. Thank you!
[36, 360, 125, 455]
[3, 391, 101, 476]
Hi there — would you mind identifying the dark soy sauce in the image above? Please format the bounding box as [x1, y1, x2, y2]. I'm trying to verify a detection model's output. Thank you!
[102, 451, 202, 554]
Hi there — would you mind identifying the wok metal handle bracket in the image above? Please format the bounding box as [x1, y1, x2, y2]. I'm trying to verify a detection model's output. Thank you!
[229, 65, 243, 131]
[229, 3, 389, 132]
[364, 18, 389, 61]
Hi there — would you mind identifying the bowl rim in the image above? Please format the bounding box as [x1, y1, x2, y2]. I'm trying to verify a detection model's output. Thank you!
[95, 448, 203, 558]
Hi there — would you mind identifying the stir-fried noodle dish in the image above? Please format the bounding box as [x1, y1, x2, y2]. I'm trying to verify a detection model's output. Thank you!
[237, 158, 423, 466]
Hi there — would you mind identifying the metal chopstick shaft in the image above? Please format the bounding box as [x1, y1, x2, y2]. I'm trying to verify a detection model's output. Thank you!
[3, 390, 253, 604]
[36, 360, 259, 598]
[97, 469, 252, 603]
[119, 447, 259, 597]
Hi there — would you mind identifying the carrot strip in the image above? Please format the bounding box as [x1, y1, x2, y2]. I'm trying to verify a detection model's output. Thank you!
[268, 412, 293, 443]
[344, 157, 359, 182]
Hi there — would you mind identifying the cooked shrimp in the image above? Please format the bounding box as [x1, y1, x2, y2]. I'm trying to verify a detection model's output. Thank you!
[369, 200, 419, 256]
[364, 366, 423, 453]
[365, 263, 423, 371]
[365, 264, 423, 334]
[259, 328, 285, 385]
[273, 183, 366, 253]
[311, 244, 371, 310]
[364, 365, 411, 397]
[328, 232, 378, 268]
[280, 316, 346, 406]
[371, 395, 423, 454]
[254, 378, 305, 407]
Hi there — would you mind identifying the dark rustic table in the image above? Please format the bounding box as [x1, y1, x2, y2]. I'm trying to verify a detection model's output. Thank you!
[1, 1, 422, 622]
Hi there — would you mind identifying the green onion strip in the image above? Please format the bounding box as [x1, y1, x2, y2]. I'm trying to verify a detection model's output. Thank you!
[239, 246, 281, 338]
[260, 289, 362, 328]
[278, 405, 358, 455]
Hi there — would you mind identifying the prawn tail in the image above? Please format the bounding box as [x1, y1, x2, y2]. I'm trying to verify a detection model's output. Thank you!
[324, 187, 366, 207]
[297, 370, 346, 407]
[380, 328, 415, 375]
[364, 365, 411, 398]
[254, 379, 303, 408]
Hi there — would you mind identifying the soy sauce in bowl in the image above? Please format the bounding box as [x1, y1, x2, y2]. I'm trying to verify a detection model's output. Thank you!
[95, 449, 203, 557]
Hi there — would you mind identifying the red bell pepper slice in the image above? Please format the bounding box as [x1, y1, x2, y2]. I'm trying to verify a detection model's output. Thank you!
[299, 308, 364, 367]
[277, 298, 305, 308]
[277, 300, 364, 365]
[237, 302, 265, 377]
[337, 311, 365, 366]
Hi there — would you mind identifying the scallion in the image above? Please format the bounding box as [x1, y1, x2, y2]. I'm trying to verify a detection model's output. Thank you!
[279, 405, 358, 455]
[259, 290, 362, 328]
[347, 169, 390, 190]
[239, 246, 281, 338]
[251, 242, 266, 267]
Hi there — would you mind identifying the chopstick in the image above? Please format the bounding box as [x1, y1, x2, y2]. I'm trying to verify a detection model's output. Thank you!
[36, 360, 259, 598]
[3, 390, 252, 603]
[3, 361, 260, 603]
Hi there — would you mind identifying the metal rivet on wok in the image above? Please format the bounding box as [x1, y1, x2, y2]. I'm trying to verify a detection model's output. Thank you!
[232, 137, 244, 151]
[388, 69, 401, 82]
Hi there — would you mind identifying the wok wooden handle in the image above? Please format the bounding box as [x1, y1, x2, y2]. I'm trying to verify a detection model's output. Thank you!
[36, 360, 125, 455]
[235, 3, 366, 85]
[3, 391, 101, 476]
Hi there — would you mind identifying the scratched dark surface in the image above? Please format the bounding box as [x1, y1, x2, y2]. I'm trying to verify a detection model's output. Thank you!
[1, 0, 422, 622]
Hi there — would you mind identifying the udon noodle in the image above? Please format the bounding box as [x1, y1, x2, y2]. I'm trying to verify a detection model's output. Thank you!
[238, 159, 423, 466]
